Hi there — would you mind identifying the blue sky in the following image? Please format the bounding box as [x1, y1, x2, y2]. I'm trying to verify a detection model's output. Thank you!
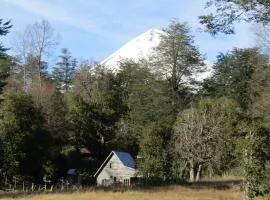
[0, 0, 255, 67]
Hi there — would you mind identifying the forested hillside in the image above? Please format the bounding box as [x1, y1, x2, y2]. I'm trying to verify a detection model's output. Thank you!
[0, 1, 269, 199]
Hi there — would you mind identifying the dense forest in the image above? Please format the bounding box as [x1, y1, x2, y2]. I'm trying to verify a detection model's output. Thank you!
[0, 0, 269, 199]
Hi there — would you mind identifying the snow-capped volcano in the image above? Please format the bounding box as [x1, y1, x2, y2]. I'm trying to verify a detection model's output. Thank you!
[101, 28, 212, 80]
[101, 29, 163, 71]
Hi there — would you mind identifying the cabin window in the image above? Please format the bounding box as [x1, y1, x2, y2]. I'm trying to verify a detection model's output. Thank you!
[109, 163, 112, 168]
[124, 179, 130, 185]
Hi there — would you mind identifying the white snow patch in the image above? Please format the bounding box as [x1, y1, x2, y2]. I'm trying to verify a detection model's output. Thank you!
[101, 29, 163, 71]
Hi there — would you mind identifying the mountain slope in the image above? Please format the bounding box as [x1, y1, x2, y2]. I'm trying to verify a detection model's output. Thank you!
[101, 29, 163, 71]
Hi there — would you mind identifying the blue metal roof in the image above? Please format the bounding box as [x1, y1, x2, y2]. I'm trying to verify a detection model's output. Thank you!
[113, 151, 136, 169]
[67, 168, 76, 175]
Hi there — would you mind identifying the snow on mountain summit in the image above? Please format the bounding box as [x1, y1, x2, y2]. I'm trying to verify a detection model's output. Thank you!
[100, 28, 212, 81]
[101, 29, 163, 71]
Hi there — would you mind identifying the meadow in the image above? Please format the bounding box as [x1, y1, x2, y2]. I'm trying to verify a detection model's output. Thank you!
[0, 185, 264, 200]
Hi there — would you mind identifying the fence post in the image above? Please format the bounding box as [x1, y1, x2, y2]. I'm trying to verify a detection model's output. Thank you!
[14, 178, 17, 189]
[60, 177, 64, 191]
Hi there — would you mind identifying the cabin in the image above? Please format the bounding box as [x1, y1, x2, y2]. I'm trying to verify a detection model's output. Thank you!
[94, 151, 137, 186]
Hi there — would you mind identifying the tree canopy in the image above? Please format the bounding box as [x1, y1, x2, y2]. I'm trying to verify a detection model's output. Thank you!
[199, 0, 270, 35]
[0, 19, 12, 58]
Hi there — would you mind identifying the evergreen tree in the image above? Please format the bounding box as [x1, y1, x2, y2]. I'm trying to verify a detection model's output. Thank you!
[200, 48, 270, 199]
[25, 54, 49, 82]
[68, 65, 120, 172]
[53, 48, 76, 91]
[236, 119, 270, 199]
[0, 19, 12, 95]
[115, 60, 174, 156]
[0, 19, 12, 58]
[201, 48, 269, 110]
[138, 124, 172, 181]
[0, 93, 51, 182]
[151, 20, 204, 109]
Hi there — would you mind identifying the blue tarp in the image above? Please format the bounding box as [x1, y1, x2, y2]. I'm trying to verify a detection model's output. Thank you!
[67, 168, 76, 175]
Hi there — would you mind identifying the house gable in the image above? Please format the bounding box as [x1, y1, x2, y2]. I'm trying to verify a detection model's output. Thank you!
[94, 151, 136, 177]
[94, 151, 137, 186]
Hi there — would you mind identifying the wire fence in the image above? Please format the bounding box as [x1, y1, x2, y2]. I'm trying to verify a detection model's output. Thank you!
[0, 174, 83, 194]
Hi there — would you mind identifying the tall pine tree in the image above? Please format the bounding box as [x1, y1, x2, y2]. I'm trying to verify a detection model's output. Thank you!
[53, 48, 76, 91]
[0, 19, 12, 95]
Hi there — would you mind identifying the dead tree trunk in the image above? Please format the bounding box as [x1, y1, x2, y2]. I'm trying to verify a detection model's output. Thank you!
[189, 160, 195, 182]
[195, 164, 202, 182]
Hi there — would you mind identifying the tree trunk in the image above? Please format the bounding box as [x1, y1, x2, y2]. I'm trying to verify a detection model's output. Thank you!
[243, 131, 253, 200]
[179, 162, 188, 180]
[244, 180, 251, 200]
[23, 64, 26, 92]
[189, 160, 195, 182]
[243, 149, 251, 200]
[38, 59, 42, 89]
[195, 164, 202, 182]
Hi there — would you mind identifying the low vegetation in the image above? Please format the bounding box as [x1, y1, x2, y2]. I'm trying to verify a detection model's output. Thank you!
[0, 186, 256, 200]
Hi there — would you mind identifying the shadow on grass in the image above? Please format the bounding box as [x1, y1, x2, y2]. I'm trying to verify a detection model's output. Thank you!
[126, 178, 243, 191]
[187, 179, 242, 190]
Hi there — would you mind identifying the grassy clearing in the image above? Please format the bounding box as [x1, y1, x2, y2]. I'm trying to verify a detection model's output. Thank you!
[0, 185, 263, 200]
